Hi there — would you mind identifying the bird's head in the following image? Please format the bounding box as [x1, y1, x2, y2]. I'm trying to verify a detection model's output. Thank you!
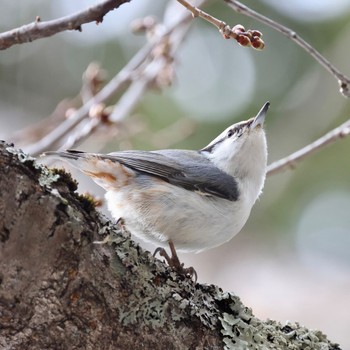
[201, 102, 270, 179]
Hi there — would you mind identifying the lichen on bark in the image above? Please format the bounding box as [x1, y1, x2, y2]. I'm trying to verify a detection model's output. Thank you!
[0, 142, 342, 350]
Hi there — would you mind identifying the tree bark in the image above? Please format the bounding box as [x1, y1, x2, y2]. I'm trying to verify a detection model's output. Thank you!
[0, 141, 342, 350]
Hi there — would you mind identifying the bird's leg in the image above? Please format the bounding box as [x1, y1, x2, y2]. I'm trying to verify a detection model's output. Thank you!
[153, 240, 197, 282]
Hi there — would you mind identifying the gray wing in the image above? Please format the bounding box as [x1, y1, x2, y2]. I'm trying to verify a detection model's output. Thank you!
[104, 149, 240, 201]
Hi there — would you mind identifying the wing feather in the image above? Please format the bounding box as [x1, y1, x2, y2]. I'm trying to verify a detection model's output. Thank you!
[104, 150, 240, 201]
[49, 149, 239, 201]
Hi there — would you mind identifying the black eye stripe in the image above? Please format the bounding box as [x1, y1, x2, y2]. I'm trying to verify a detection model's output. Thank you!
[227, 126, 244, 138]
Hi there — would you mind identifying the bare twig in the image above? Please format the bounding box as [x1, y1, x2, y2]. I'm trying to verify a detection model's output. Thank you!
[9, 98, 80, 147]
[225, 0, 350, 97]
[177, 0, 265, 50]
[81, 63, 106, 104]
[62, 118, 101, 151]
[10, 63, 105, 148]
[267, 119, 350, 176]
[0, 0, 130, 50]
[23, 43, 152, 155]
[108, 42, 176, 123]
[23, 3, 195, 156]
[62, 21, 190, 149]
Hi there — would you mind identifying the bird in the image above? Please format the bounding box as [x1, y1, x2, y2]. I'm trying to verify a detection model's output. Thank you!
[44, 102, 270, 278]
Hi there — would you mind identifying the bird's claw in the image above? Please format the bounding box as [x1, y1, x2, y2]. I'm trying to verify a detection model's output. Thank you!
[153, 240, 198, 282]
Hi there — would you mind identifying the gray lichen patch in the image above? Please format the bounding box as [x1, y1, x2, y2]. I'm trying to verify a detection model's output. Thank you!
[98, 223, 247, 336]
[5, 145, 36, 164]
[94, 223, 194, 329]
[93, 218, 342, 349]
[38, 167, 61, 188]
[220, 308, 341, 350]
[5, 144, 61, 188]
[96, 220, 342, 350]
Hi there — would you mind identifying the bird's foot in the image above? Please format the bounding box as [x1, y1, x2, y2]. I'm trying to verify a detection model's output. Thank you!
[153, 240, 197, 282]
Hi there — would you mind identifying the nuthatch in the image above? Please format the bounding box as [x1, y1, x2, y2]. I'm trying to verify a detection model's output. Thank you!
[44, 102, 269, 277]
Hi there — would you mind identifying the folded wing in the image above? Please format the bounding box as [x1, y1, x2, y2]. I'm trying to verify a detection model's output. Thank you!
[107, 150, 240, 201]
[46, 149, 239, 201]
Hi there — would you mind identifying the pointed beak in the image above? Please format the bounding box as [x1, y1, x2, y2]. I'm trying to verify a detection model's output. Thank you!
[251, 101, 270, 129]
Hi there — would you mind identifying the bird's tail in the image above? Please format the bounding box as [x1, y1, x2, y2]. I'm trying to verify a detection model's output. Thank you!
[42, 150, 108, 172]
[43, 150, 88, 161]
[42, 150, 134, 191]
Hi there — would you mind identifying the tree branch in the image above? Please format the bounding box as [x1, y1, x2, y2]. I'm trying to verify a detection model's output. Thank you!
[267, 118, 350, 176]
[22, 5, 193, 156]
[0, 0, 131, 50]
[0, 142, 342, 349]
[224, 0, 350, 97]
[177, 0, 265, 50]
[22, 42, 152, 155]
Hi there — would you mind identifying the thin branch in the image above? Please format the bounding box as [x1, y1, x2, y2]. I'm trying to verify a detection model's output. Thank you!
[23, 3, 195, 156]
[267, 119, 350, 176]
[81, 62, 107, 104]
[10, 63, 105, 149]
[61, 117, 101, 151]
[23, 42, 152, 155]
[61, 23, 191, 149]
[57, 79, 151, 151]
[177, 0, 265, 50]
[225, 0, 350, 97]
[0, 0, 130, 50]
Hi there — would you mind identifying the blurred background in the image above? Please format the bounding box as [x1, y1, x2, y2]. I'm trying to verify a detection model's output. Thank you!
[1, 0, 350, 347]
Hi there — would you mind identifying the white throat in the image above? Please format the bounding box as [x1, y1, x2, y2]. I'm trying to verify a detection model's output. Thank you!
[206, 130, 267, 205]
[233, 131, 267, 204]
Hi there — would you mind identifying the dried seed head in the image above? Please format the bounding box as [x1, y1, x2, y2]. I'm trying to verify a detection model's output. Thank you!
[131, 16, 157, 33]
[237, 35, 251, 47]
[251, 30, 262, 38]
[232, 24, 245, 33]
[251, 37, 265, 50]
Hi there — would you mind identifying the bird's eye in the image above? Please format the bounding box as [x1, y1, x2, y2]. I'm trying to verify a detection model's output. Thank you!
[227, 129, 234, 138]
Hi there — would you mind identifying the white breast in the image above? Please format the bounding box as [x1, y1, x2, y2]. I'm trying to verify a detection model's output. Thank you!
[105, 178, 253, 253]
